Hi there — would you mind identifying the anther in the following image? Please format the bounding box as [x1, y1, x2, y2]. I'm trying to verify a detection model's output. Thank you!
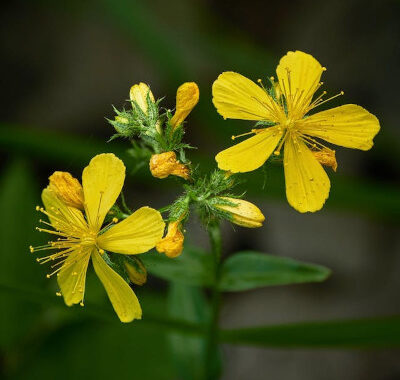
[35, 206, 40, 211]
[99, 249, 105, 255]
[112, 217, 118, 223]
[56, 292, 62, 297]
[29, 246, 34, 253]
[79, 302, 84, 307]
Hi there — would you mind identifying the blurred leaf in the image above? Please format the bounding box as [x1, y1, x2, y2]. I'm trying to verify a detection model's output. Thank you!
[141, 247, 214, 287]
[218, 251, 331, 292]
[8, 291, 176, 380]
[0, 159, 46, 348]
[168, 283, 211, 380]
[220, 316, 400, 348]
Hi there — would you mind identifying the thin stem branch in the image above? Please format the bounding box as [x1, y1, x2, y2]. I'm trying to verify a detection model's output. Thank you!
[205, 221, 222, 380]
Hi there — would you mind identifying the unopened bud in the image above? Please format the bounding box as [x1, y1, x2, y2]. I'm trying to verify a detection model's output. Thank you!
[130, 82, 155, 114]
[170, 82, 199, 128]
[149, 152, 190, 180]
[156, 221, 184, 258]
[124, 258, 147, 286]
[115, 115, 129, 124]
[312, 148, 338, 172]
[215, 197, 265, 228]
[48, 172, 84, 209]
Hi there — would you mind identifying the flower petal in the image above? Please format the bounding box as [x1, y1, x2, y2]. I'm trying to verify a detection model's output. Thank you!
[82, 154, 125, 231]
[42, 187, 87, 234]
[212, 72, 279, 121]
[216, 127, 283, 173]
[97, 207, 165, 254]
[276, 51, 324, 113]
[92, 249, 141, 322]
[284, 135, 330, 213]
[57, 247, 91, 306]
[299, 104, 380, 150]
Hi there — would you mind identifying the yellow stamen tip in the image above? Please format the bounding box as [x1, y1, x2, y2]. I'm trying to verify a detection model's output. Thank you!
[99, 249, 105, 255]
[231, 135, 236, 140]
[79, 302, 84, 307]
[46, 274, 51, 278]
[322, 67, 327, 71]
[112, 217, 118, 223]
[340, 91, 344, 95]
[35, 206, 40, 211]
[29, 246, 34, 253]
[274, 151, 280, 156]
[56, 292, 62, 297]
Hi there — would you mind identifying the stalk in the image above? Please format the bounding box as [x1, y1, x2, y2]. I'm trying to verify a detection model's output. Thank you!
[205, 221, 222, 380]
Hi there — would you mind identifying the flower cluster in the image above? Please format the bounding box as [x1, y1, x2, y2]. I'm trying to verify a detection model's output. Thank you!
[31, 50, 380, 322]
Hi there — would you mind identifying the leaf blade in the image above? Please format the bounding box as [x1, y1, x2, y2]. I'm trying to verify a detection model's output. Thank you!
[219, 251, 331, 291]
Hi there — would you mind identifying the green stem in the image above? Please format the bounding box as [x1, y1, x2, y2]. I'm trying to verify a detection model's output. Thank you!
[205, 221, 222, 380]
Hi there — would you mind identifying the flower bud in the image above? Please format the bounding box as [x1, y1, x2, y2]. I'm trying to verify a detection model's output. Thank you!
[48, 171, 84, 209]
[170, 82, 199, 128]
[215, 197, 265, 228]
[130, 82, 155, 114]
[149, 152, 190, 180]
[124, 257, 147, 286]
[312, 148, 338, 171]
[156, 221, 184, 258]
[115, 115, 129, 124]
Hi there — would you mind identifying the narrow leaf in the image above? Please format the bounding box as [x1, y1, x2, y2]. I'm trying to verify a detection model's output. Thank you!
[220, 316, 400, 348]
[219, 251, 331, 291]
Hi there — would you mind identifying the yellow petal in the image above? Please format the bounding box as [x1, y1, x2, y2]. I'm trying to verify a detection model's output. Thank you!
[276, 51, 324, 116]
[57, 247, 91, 306]
[299, 104, 380, 150]
[216, 127, 283, 173]
[212, 72, 279, 121]
[129, 82, 154, 114]
[170, 82, 199, 128]
[92, 249, 141, 322]
[284, 135, 330, 213]
[41, 187, 87, 234]
[97, 207, 165, 254]
[82, 154, 125, 232]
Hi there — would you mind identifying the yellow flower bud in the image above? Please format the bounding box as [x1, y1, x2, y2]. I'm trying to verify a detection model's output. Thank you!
[312, 148, 338, 172]
[124, 258, 147, 286]
[48, 171, 84, 209]
[170, 82, 199, 128]
[130, 82, 155, 114]
[215, 197, 265, 228]
[156, 221, 184, 258]
[149, 152, 190, 180]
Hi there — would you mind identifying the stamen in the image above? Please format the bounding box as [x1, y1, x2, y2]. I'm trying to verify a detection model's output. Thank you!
[231, 130, 256, 140]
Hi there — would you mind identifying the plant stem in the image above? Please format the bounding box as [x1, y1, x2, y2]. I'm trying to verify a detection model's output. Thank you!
[205, 221, 222, 380]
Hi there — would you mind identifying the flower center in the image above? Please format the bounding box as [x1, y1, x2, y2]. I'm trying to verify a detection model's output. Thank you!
[80, 231, 97, 247]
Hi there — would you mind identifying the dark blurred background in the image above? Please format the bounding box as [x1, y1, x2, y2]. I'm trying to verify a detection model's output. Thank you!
[1, 1, 399, 379]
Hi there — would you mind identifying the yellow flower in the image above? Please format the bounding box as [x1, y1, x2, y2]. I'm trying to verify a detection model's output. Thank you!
[156, 221, 184, 258]
[170, 82, 199, 128]
[212, 50, 380, 212]
[31, 153, 165, 322]
[149, 151, 190, 180]
[215, 197, 265, 228]
[130, 82, 155, 114]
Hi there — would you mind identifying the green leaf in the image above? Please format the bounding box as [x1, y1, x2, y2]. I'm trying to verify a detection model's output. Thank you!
[141, 246, 214, 287]
[220, 316, 400, 348]
[167, 283, 211, 380]
[219, 251, 331, 292]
